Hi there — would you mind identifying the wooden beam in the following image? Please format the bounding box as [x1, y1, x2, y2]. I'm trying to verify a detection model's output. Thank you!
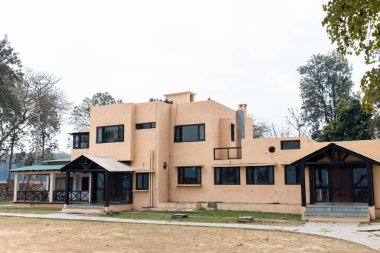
[65, 171, 70, 205]
[104, 171, 110, 207]
[300, 162, 306, 207]
[304, 161, 365, 166]
[367, 162, 374, 207]
[309, 166, 315, 205]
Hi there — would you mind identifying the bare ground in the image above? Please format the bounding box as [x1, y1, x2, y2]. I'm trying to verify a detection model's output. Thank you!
[0, 217, 375, 253]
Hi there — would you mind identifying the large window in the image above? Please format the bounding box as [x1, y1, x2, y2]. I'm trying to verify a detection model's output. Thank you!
[178, 166, 201, 184]
[136, 173, 149, 190]
[246, 166, 274, 185]
[136, 122, 156, 130]
[285, 165, 300, 185]
[174, 124, 205, 142]
[96, 125, 124, 143]
[72, 132, 89, 149]
[214, 167, 240, 185]
[281, 140, 300, 150]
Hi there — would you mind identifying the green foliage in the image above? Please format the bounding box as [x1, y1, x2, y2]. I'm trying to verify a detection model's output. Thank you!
[70, 92, 123, 129]
[322, 0, 380, 109]
[251, 118, 270, 138]
[318, 94, 374, 141]
[298, 51, 354, 138]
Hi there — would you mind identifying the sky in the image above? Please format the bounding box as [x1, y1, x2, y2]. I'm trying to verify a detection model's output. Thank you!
[0, 0, 369, 152]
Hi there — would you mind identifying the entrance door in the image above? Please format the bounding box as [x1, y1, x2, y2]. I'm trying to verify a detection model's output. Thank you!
[330, 168, 353, 202]
[94, 172, 105, 203]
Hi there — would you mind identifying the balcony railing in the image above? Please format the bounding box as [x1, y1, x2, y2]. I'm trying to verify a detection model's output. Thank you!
[17, 190, 49, 202]
[53, 191, 89, 202]
[214, 147, 242, 160]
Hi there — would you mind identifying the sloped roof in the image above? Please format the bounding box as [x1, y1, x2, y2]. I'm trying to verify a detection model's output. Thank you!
[12, 164, 64, 172]
[60, 155, 136, 172]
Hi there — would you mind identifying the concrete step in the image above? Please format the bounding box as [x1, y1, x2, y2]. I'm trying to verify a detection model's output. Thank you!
[304, 205, 369, 219]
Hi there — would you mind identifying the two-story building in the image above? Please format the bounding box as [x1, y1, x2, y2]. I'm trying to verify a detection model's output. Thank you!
[13, 91, 380, 222]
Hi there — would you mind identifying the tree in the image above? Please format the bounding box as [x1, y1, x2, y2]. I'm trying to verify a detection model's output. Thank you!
[298, 51, 354, 138]
[25, 69, 69, 161]
[70, 92, 123, 129]
[322, 1, 380, 109]
[250, 116, 270, 138]
[318, 94, 374, 141]
[0, 35, 26, 160]
[286, 107, 309, 137]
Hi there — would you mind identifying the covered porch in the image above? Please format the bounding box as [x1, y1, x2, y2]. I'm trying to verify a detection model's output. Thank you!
[291, 143, 380, 220]
[59, 155, 135, 208]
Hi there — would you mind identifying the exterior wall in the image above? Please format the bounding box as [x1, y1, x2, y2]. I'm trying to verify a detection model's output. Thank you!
[67, 91, 380, 215]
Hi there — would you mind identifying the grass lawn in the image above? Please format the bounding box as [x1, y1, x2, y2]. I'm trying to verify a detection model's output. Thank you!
[102, 209, 304, 226]
[0, 199, 13, 205]
[0, 203, 60, 214]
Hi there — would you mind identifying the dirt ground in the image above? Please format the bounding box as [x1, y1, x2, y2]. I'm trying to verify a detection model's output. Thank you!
[0, 217, 375, 253]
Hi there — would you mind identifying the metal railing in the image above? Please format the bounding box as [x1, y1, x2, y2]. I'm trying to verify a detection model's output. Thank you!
[214, 147, 242, 160]
[0, 190, 13, 199]
[53, 191, 89, 202]
[16, 190, 49, 202]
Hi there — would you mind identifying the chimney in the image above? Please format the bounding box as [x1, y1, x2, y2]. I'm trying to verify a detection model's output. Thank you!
[236, 104, 247, 147]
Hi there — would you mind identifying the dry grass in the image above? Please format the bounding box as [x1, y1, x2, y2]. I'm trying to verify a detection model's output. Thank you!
[0, 217, 376, 253]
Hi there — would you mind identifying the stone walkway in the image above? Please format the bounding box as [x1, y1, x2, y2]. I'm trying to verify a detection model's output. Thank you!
[0, 212, 379, 251]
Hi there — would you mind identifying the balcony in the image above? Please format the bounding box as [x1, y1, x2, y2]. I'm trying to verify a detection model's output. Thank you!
[214, 147, 242, 160]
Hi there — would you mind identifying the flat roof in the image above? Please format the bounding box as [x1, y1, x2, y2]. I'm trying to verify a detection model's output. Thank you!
[164, 91, 196, 96]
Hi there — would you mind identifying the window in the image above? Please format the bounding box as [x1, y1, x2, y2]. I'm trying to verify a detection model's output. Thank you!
[231, 123, 235, 142]
[285, 165, 300, 184]
[281, 140, 300, 150]
[136, 173, 149, 190]
[96, 125, 124, 143]
[174, 124, 205, 142]
[246, 166, 274, 185]
[136, 122, 156, 130]
[214, 167, 240, 185]
[353, 168, 368, 203]
[72, 132, 89, 149]
[178, 166, 201, 184]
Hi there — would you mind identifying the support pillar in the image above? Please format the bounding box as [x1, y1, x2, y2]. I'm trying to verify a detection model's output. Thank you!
[13, 173, 19, 202]
[88, 172, 92, 203]
[300, 162, 306, 207]
[367, 162, 374, 207]
[104, 171, 109, 207]
[65, 171, 70, 205]
[309, 166, 315, 205]
[49, 173, 55, 203]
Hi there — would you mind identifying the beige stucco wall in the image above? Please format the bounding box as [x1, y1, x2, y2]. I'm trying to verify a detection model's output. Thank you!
[68, 92, 380, 216]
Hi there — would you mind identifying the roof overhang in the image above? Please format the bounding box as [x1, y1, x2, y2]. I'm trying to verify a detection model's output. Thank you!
[60, 155, 137, 172]
[290, 143, 380, 166]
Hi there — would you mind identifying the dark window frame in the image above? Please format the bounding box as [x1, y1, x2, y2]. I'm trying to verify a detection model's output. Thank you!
[72, 132, 89, 149]
[246, 166, 275, 185]
[96, 125, 124, 143]
[136, 173, 149, 190]
[231, 123, 235, 142]
[136, 122, 156, 130]
[281, 140, 301, 150]
[214, 167, 240, 185]
[174, 123, 205, 143]
[178, 166, 202, 184]
[285, 165, 301, 185]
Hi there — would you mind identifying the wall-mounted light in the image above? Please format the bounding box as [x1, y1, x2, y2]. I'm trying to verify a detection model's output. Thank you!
[163, 162, 168, 169]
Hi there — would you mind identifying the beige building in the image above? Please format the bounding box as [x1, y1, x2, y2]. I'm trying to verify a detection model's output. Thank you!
[12, 91, 380, 222]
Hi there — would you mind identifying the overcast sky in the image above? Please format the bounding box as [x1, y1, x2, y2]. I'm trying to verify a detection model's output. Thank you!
[0, 0, 369, 152]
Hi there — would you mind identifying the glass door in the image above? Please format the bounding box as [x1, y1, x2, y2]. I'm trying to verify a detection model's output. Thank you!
[315, 167, 330, 202]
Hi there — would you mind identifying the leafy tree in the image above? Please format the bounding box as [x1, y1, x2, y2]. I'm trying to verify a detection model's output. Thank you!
[250, 116, 270, 138]
[70, 92, 123, 129]
[0, 35, 25, 160]
[322, 1, 380, 109]
[318, 94, 374, 141]
[298, 51, 354, 138]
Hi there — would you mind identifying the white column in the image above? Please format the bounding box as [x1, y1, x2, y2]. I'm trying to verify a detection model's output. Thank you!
[49, 173, 55, 203]
[13, 173, 19, 202]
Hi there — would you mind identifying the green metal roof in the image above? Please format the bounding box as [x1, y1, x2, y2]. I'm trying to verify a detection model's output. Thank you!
[41, 158, 71, 164]
[11, 164, 65, 172]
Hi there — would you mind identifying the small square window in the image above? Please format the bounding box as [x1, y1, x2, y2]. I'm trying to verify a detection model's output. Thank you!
[136, 173, 149, 190]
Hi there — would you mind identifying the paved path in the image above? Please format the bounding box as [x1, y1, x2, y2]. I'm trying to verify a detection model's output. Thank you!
[0, 212, 379, 251]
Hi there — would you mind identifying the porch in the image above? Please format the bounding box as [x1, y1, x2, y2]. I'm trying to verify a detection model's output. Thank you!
[291, 143, 380, 221]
